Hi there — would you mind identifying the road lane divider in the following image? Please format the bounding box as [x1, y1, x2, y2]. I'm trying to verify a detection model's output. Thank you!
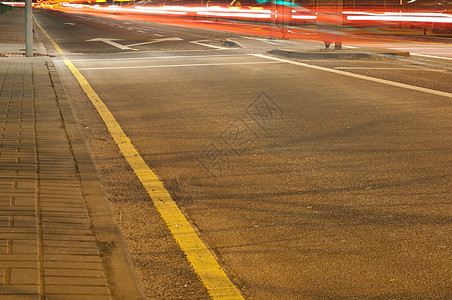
[77, 61, 280, 71]
[35, 17, 244, 300]
[253, 54, 452, 99]
[69, 54, 251, 62]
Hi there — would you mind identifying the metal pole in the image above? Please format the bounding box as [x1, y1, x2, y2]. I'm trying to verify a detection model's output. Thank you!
[335, 0, 342, 50]
[25, 0, 33, 57]
[270, 0, 276, 39]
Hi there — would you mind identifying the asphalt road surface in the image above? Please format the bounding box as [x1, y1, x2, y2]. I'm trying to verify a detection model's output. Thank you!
[35, 8, 452, 299]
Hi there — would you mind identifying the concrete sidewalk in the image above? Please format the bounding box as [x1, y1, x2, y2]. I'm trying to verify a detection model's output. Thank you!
[0, 8, 145, 299]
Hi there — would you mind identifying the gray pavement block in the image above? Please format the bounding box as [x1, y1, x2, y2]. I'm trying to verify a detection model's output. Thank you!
[44, 268, 105, 277]
[11, 240, 38, 254]
[45, 276, 108, 286]
[0, 8, 145, 299]
[9, 269, 39, 285]
[0, 284, 40, 295]
[43, 247, 100, 256]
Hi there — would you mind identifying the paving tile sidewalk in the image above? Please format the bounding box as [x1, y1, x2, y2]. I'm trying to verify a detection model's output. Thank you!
[1, 8, 145, 299]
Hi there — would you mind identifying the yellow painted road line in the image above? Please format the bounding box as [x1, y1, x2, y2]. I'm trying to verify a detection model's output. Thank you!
[34, 16, 64, 55]
[35, 18, 244, 300]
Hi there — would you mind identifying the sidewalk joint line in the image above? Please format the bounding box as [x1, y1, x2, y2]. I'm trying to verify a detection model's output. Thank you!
[32, 60, 46, 300]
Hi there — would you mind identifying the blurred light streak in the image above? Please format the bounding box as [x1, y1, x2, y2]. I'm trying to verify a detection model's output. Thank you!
[11, 2, 450, 30]
[98, 6, 188, 15]
[59, 3, 317, 20]
[347, 12, 452, 23]
[45, 4, 452, 25]
[1, 2, 26, 6]
[292, 15, 317, 20]
[196, 11, 271, 18]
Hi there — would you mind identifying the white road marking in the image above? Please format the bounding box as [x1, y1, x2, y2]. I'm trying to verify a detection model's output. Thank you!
[86, 38, 131, 50]
[253, 54, 452, 99]
[127, 37, 183, 47]
[410, 53, 452, 60]
[335, 67, 414, 70]
[334, 67, 446, 72]
[78, 61, 281, 70]
[190, 40, 235, 50]
[241, 36, 280, 45]
[122, 49, 238, 53]
[225, 38, 245, 48]
[390, 47, 452, 50]
[388, 47, 452, 60]
[70, 54, 251, 62]
[347, 45, 452, 60]
[64, 23, 75, 26]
